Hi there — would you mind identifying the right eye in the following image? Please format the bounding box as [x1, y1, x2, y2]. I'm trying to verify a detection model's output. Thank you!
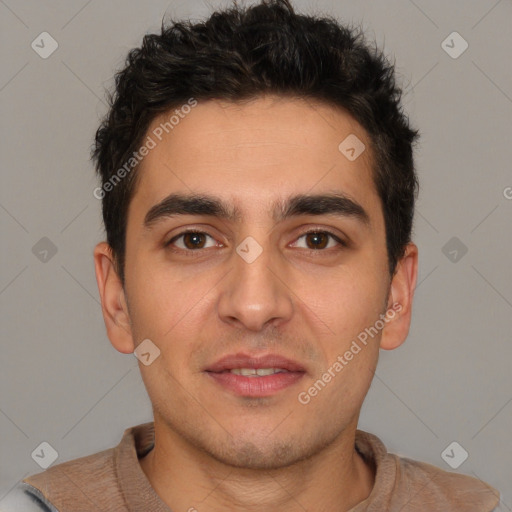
[166, 230, 220, 252]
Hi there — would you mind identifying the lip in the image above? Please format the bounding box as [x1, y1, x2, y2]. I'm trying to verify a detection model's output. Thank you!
[204, 352, 306, 398]
[204, 353, 306, 373]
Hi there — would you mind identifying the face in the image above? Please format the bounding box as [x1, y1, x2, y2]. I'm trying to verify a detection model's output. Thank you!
[96, 95, 416, 470]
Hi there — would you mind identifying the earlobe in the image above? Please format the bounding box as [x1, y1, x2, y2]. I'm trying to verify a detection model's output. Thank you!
[93, 242, 135, 354]
[380, 242, 419, 351]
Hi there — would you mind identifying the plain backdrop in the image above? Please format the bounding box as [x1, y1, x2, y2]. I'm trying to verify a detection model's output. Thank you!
[1, 0, 511, 507]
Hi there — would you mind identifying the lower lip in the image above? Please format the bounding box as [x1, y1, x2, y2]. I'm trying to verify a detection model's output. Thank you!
[205, 371, 305, 397]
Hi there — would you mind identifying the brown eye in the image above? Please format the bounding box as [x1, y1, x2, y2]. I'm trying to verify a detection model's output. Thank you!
[167, 231, 217, 250]
[184, 232, 206, 249]
[305, 232, 329, 249]
[291, 230, 345, 251]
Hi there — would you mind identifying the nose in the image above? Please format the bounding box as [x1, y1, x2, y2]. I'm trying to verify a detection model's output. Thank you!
[217, 241, 294, 332]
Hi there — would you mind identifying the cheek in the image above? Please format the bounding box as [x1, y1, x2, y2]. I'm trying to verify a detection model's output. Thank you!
[316, 351, 377, 415]
[294, 261, 386, 341]
[297, 273, 382, 410]
[125, 247, 216, 340]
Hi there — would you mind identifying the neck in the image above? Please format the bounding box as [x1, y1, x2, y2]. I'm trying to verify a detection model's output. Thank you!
[140, 421, 375, 512]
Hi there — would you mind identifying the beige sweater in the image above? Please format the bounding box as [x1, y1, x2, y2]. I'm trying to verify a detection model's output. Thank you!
[6, 422, 500, 511]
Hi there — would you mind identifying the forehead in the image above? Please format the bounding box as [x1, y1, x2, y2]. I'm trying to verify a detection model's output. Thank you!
[130, 96, 380, 223]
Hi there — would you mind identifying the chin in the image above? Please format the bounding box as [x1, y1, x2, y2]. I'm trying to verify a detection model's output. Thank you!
[209, 438, 309, 470]
[201, 425, 340, 471]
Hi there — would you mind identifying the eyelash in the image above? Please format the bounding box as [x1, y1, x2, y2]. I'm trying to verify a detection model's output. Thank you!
[165, 228, 347, 254]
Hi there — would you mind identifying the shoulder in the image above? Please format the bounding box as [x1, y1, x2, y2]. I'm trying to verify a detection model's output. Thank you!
[355, 430, 501, 512]
[9, 446, 118, 512]
[0, 481, 58, 512]
[3, 423, 154, 512]
[394, 454, 500, 511]
[23, 445, 116, 490]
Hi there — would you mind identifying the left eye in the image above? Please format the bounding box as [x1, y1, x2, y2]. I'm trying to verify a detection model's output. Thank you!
[291, 231, 344, 250]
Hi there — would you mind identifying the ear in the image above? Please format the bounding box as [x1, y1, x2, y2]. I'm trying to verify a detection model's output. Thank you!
[93, 242, 135, 354]
[380, 242, 418, 350]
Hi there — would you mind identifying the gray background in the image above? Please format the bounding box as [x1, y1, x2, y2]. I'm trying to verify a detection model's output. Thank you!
[1, 0, 511, 507]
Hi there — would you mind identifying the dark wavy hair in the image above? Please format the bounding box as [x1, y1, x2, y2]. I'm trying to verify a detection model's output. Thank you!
[92, 0, 419, 284]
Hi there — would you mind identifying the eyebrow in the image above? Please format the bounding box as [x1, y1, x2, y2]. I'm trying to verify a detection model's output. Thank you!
[143, 192, 370, 228]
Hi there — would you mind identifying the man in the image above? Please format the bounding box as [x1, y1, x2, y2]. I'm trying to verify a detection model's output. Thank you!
[4, 0, 500, 510]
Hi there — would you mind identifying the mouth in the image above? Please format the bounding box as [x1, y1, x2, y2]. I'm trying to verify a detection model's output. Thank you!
[204, 353, 306, 397]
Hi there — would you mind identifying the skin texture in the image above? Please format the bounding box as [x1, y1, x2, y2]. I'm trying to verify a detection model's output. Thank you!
[94, 95, 418, 511]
